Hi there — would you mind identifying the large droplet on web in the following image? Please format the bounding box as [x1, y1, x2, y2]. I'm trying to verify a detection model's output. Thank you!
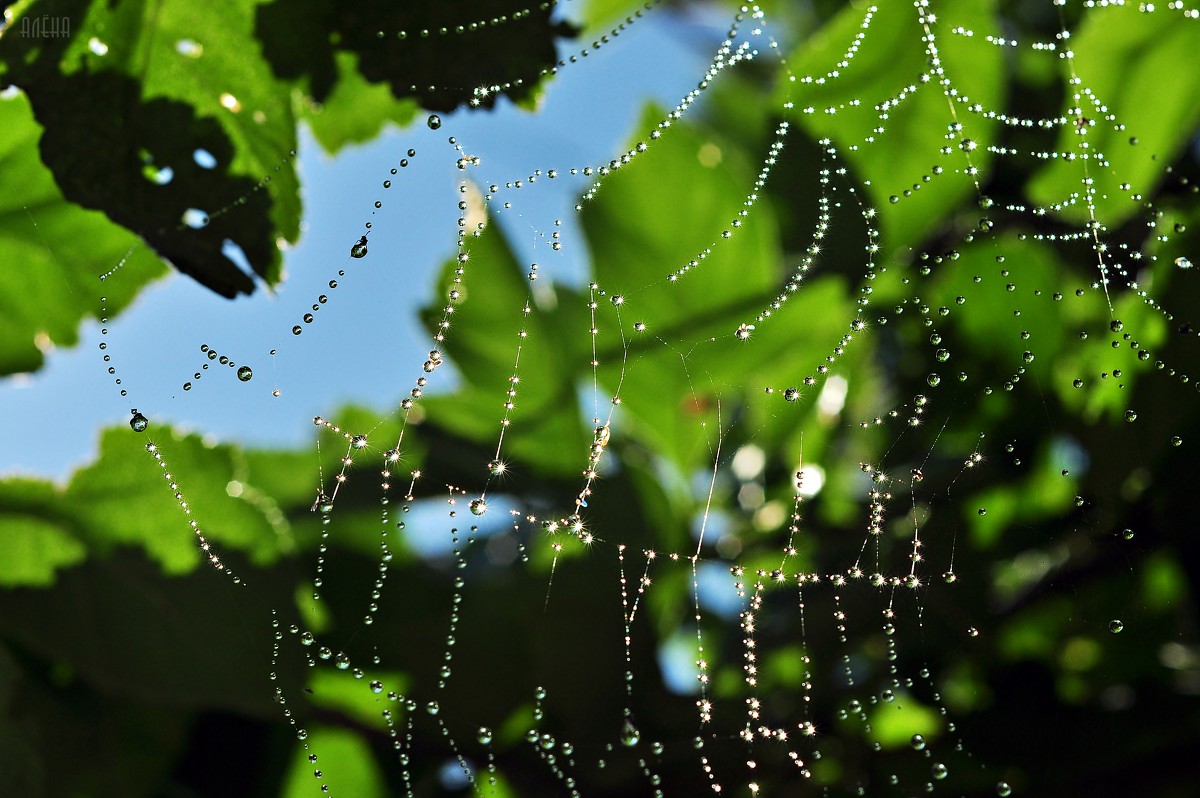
[427, 114, 441, 130]
[469, 498, 488, 516]
[620, 717, 640, 747]
[237, 366, 253, 382]
[350, 236, 368, 259]
[129, 410, 148, 432]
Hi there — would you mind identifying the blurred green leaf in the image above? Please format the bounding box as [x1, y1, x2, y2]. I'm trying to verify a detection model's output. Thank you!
[281, 727, 385, 798]
[781, 0, 1005, 251]
[300, 51, 419, 154]
[1028, 5, 1200, 224]
[0, 476, 85, 586]
[0, 91, 166, 376]
[65, 425, 288, 574]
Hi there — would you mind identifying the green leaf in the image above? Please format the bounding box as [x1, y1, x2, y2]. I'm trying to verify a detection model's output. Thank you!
[300, 51, 419, 154]
[66, 425, 288, 574]
[0, 91, 167, 376]
[306, 668, 409, 729]
[282, 726, 387, 798]
[781, 0, 1005, 251]
[581, 104, 859, 471]
[0, 477, 86, 587]
[421, 221, 590, 475]
[1, 0, 301, 298]
[1027, 6, 1200, 224]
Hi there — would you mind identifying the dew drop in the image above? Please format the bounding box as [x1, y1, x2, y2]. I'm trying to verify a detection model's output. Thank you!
[1109, 619, 1124, 634]
[477, 727, 493, 745]
[129, 411, 148, 432]
[469, 498, 488, 516]
[237, 366, 253, 382]
[997, 782, 1012, 797]
[427, 114, 442, 130]
[620, 718, 640, 747]
[351, 236, 368, 258]
[1125, 410, 1137, 422]
[927, 373, 942, 387]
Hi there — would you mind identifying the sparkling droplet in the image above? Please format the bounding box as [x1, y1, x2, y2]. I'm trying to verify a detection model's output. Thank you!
[996, 782, 1012, 797]
[1109, 619, 1124, 634]
[427, 114, 442, 130]
[129, 411, 148, 432]
[237, 366, 253, 382]
[469, 498, 488, 516]
[620, 718, 640, 747]
[350, 236, 368, 259]
[477, 727, 493, 745]
[911, 734, 926, 750]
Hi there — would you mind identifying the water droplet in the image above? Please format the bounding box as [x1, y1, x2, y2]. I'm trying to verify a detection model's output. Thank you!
[351, 236, 368, 258]
[477, 727, 493, 745]
[1109, 619, 1124, 633]
[1125, 410, 1137, 423]
[911, 734, 926, 750]
[620, 718, 640, 747]
[996, 782, 1012, 797]
[237, 366, 252, 382]
[292, 326, 302, 335]
[1110, 319, 1124, 333]
[426, 700, 440, 715]
[129, 411, 148, 432]
[369, 680, 383, 694]
[469, 498, 488, 516]
[427, 114, 442, 130]
[927, 373, 942, 387]
[933, 762, 949, 780]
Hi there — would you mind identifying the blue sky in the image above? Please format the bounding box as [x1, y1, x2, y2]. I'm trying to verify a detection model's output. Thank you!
[0, 8, 723, 479]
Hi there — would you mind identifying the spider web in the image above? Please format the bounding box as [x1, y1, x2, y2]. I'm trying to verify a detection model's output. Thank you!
[6, 1, 1200, 796]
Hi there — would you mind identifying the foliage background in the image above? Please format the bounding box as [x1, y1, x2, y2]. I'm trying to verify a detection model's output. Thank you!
[1, 0, 1200, 796]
